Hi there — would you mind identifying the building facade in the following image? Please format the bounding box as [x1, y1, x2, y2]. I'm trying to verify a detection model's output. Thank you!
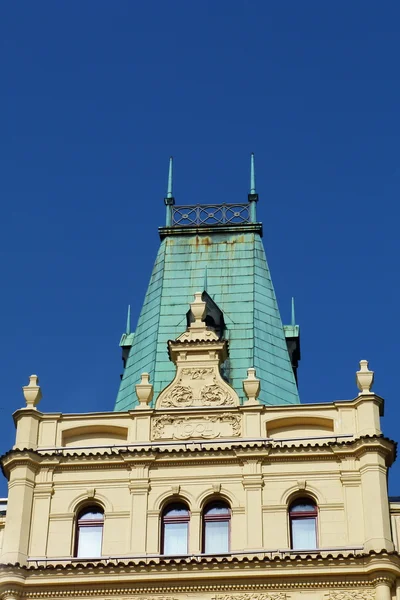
[1, 160, 400, 600]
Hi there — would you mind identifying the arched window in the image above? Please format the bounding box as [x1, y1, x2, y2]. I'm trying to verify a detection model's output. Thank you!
[202, 500, 231, 554]
[161, 502, 190, 555]
[75, 506, 104, 558]
[289, 498, 318, 550]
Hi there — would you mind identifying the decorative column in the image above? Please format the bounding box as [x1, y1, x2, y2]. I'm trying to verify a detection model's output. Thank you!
[375, 576, 394, 600]
[242, 459, 264, 549]
[395, 578, 400, 600]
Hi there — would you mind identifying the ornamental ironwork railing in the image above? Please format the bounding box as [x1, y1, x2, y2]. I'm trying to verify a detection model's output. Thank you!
[171, 203, 250, 227]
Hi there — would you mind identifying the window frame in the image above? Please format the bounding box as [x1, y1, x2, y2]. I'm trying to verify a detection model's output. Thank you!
[202, 500, 231, 554]
[74, 505, 104, 558]
[288, 497, 318, 550]
[161, 502, 190, 555]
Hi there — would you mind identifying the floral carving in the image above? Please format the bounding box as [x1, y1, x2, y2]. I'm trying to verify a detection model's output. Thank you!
[181, 368, 213, 379]
[326, 591, 374, 600]
[201, 384, 234, 406]
[152, 415, 175, 439]
[221, 413, 241, 435]
[161, 385, 194, 408]
[151, 414, 242, 440]
[213, 594, 287, 600]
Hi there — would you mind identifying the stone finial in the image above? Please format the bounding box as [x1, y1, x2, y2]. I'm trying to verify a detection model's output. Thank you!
[356, 360, 374, 395]
[135, 372, 153, 409]
[22, 374, 42, 409]
[190, 292, 206, 325]
[243, 367, 260, 405]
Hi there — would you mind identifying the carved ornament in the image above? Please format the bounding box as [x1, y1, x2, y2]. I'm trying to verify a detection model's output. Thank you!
[213, 594, 287, 600]
[152, 413, 241, 441]
[326, 591, 375, 600]
[155, 293, 240, 409]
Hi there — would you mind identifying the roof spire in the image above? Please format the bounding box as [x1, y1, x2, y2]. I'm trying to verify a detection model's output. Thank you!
[291, 297, 296, 326]
[126, 304, 131, 335]
[250, 152, 256, 195]
[167, 156, 173, 199]
[164, 156, 175, 226]
[248, 152, 259, 222]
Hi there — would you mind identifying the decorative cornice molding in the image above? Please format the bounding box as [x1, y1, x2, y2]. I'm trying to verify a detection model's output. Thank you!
[0, 578, 393, 599]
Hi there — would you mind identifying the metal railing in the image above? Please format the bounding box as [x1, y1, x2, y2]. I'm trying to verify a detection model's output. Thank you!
[171, 203, 251, 227]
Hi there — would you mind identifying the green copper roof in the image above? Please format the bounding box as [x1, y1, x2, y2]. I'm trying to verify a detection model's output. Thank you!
[115, 223, 300, 410]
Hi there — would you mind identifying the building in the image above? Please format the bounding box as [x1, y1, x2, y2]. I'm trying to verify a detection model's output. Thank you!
[1, 156, 400, 600]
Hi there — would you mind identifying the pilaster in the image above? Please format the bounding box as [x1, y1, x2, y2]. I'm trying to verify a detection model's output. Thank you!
[340, 470, 364, 545]
[1, 461, 37, 564]
[128, 462, 152, 554]
[241, 459, 264, 549]
[28, 468, 54, 557]
[360, 452, 393, 552]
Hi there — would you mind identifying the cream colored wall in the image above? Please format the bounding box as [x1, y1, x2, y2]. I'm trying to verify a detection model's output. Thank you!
[12, 392, 383, 452]
[0, 398, 393, 564]
[0, 519, 4, 554]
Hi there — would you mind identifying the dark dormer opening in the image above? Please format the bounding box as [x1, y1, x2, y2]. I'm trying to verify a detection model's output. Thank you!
[186, 291, 225, 339]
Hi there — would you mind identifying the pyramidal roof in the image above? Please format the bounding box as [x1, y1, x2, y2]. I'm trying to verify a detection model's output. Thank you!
[115, 157, 300, 411]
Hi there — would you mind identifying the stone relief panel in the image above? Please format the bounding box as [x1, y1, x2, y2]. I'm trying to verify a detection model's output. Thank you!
[325, 591, 375, 600]
[213, 595, 287, 600]
[158, 367, 236, 409]
[152, 413, 241, 441]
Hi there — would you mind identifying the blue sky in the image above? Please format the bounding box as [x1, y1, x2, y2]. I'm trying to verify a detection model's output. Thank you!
[1, 1, 400, 495]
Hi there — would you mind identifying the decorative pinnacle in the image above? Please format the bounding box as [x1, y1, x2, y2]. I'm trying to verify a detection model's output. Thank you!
[190, 291, 206, 325]
[356, 360, 374, 395]
[250, 152, 256, 195]
[22, 374, 42, 409]
[291, 297, 296, 326]
[243, 367, 260, 405]
[166, 156, 173, 199]
[126, 305, 131, 335]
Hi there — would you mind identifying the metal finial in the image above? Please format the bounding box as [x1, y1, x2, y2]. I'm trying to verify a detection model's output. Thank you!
[250, 153, 256, 195]
[291, 297, 296, 326]
[167, 156, 173, 199]
[126, 305, 131, 335]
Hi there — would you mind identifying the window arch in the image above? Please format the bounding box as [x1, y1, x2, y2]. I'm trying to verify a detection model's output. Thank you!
[74, 505, 104, 558]
[161, 502, 190, 555]
[202, 500, 231, 554]
[289, 497, 318, 550]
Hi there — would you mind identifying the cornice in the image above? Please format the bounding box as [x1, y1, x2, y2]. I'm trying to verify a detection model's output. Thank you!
[1, 552, 400, 598]
[1, 436, 395, 479]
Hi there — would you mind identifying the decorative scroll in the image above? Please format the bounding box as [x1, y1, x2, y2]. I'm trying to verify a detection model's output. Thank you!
[161, 385, 194, 408]
[158, 368, 235, 409]
[152, 413, 241, 441]
[172, 204, 250, 227]
[201, 384, 233, 406]
[213, 594, 287, 600]
[326, 591, 375, 600]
